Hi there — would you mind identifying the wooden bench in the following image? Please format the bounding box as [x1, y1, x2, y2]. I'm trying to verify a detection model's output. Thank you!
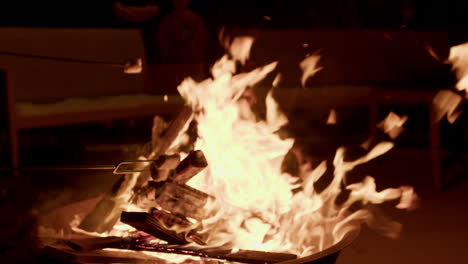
[0, 27, 185, 170]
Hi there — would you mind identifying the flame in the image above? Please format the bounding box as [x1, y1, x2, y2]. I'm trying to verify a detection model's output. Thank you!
[67, 36, 417, 259]
[175, 37, 416, 256]
[326, 109, 337, 125]
[433, 90, 463, 124]
[299, 54, 322, 87]
[432, 42, 468, 124]
[449, 42, 468, 95]
[378, 112, 408, 139]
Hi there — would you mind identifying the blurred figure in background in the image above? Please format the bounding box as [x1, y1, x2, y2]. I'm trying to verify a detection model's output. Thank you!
[144, 0, 208, 94]
[113, 0, 161, 64]
[156, 0, 208, 64]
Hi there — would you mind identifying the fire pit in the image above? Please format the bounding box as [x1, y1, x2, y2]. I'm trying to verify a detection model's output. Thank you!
[41, 228, 359, 264]
[34, 33, 416, 264]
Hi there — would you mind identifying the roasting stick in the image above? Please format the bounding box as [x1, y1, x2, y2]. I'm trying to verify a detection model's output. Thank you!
[0, 51, 143, 74]
[0, 160, 159, 174]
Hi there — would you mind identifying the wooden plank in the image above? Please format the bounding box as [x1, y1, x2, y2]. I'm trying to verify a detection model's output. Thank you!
[16, 97, 184, 129]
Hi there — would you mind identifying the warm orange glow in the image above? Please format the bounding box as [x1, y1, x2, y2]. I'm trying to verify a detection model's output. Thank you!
[449, 42, 468, 95]
[68, 36, 417, 258]
[299, 54, 322, 88]
[177, 37, 415, 255]
[433, 90, 463, 124]
[378, 112, 407, 139]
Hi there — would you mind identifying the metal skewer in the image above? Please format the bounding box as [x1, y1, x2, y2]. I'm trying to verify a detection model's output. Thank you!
[0, 160, 155, 174]
[0, 51, 142, 74]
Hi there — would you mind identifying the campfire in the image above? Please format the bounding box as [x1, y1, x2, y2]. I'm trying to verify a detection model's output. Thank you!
[40, 35, 417, 264]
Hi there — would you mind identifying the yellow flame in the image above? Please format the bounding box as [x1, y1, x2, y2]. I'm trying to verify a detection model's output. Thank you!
[433, 90, 463, 124]
[378, 112, 408, 139]
[79, 36, 417, 258]
[176, 37, 416, 255]
[326, 109, 337, 125]
[299, 54, 323, 87]
[449, 42, 468, 95]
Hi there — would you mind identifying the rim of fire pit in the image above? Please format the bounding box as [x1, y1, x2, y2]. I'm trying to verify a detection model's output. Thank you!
[275, 227, 360, 264]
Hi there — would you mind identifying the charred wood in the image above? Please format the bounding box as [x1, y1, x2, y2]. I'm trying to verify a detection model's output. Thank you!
[155, 182, 211, 220]
[121, 212, 192, 245]
[65, 236, 132, 251]
[171, 150, 208, 184]
[131, 244, 297, 264]
[78, 106, 193, 233]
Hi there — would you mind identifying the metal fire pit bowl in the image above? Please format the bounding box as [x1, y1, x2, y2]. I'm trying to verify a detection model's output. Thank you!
[40, 228, 359, 264]
[276, 228, 360, 264]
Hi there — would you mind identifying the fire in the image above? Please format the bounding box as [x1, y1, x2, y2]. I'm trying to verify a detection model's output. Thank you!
[432, 42, 468, 123]
[174, 37, 416, 256]
[62, 35, 417, 259]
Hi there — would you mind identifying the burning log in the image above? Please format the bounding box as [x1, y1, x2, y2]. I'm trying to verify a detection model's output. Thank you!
[130, 244, 297, 264]
[65, 236, 132, 251]
[171, 150, 208, 184]
[155, 182, 211, 220]
[44, 240, 297, 264]
[150, 154, 180, 181]
[152, 105, 194, 158]
[120, 212, 194, 245]
[78, 106, 193, 233]
[60, 236, 297, 264]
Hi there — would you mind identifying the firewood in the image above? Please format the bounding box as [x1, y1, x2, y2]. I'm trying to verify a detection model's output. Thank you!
[78, 106, 193, 233]
[152, 105, 194, 158]
[154, 154, 181, 169]
[150, 208, 193, 228]
[150, 154, 180, 181]
[130, 244, 297, 264]
[45, 240, 296, 264]
[155, 182, 211, 220]
[120, 212, 190, 245]
[42, 243, 168, 264]
[171, 150, 208, 184]
[150, 208, 206, 245]
[65, 236, 132, 251]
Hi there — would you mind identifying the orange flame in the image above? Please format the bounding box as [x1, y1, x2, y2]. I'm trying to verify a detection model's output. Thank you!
[66, 36, 417, 259]
[175, 37, 416, 255]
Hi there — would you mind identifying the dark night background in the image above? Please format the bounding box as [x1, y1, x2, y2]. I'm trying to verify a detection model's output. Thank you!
[0, 0, 466, 44]
[0, 0, 460, 28]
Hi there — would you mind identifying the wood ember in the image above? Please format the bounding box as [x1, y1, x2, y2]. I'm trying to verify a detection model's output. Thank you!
[45, 241, 296, 264]
[150, 154, 180, 181]
[42, 243, 170, 264]
[154, 154, 181, 170]
[78, 106, 193, 233]
[65, 236, 132, 251]
[152, 105, 194, 158]
[171, 150, 208, 184]
[130, 244, 297, 264]
[151, 116, 168, 151]
[150, 168, 175, 182]
[150, 208, 193, 228]
[120, 212, 190, 245]
[150, 208, 206, 245]
[78, 176, 131, 233]
[155, 182, 210, 220]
